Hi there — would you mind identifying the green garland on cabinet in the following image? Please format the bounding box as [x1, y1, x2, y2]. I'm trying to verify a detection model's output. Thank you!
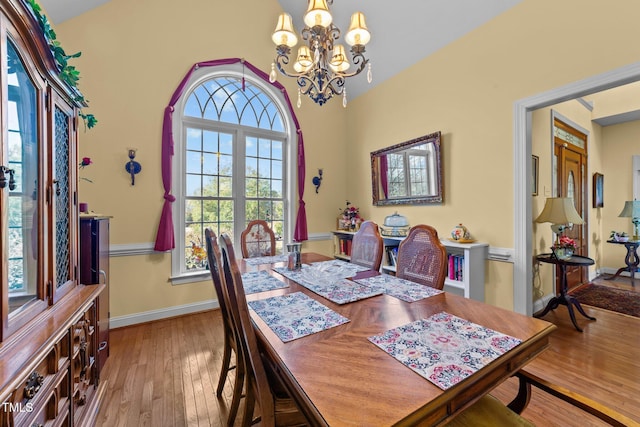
[26, 0, 97, 129]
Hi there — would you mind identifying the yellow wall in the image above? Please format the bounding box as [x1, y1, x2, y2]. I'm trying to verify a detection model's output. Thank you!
[56, 0, 349, 319]
[54, 0, 640, 320]
[347, 0, 640, 309]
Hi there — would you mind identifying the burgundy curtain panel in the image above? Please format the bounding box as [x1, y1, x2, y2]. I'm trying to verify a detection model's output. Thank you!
[154, 58, 308, 251]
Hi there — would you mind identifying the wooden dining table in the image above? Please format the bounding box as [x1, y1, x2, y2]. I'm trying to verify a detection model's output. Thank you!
[240, 253, 556, 426]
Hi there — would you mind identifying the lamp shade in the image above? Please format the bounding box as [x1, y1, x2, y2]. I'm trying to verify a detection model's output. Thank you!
[535, 197, 584, 225]
[345, 12, 371, 46]
[304, 0, 332, 28]
[272, 13, 298, 47]
[329, 45, 350, 72]
[618, 200, 640, 218]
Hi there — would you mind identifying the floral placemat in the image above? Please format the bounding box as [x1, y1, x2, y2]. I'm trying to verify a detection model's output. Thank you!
[354, 274, 443, 302]
[248, 292, 350, 342]
[300, 277, 383, 305]
[241, 270, 288, 295]
[244, 254, 288, 266]
[368, 312, 522, 390]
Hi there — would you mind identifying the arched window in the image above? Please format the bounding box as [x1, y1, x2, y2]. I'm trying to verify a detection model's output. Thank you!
[170, 64, 296, 282]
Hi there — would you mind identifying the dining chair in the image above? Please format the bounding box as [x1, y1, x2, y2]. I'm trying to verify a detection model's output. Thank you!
[350, 220, 384, 271]
[219, 233, 308, 427]
[204, 228, 245, 426]
[241, 220, 277, 258]
[396, 224, 447, 290]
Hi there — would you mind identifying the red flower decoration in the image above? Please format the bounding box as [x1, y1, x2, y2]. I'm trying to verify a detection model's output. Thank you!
[79, 157, 92, 168]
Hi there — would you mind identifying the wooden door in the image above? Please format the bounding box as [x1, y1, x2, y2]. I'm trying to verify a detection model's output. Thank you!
[554, 119, 588, 291]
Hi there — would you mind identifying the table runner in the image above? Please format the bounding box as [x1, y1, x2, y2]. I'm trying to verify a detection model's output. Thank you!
[354, 274, 443, 302]
[244, 254, 288, 266]
[273, 261, 380, 304]
[248, 292, 350, 342]
[241, 270, 288, 295]
[368, 312, 522, 390]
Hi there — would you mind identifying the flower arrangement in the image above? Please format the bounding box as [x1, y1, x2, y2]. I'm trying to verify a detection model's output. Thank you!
[610, 230, 630, 242]
[338, 201, 362, 230]
[552, 235, 577, 252]
[186, 239, 207, 270]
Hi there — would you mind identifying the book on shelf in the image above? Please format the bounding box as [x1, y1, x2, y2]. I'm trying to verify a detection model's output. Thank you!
[386, 246, 398, 266]
[448, 253, 464, 281]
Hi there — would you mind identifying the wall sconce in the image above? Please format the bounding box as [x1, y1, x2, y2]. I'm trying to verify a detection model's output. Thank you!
[312, 169, 323, 193]
[125, 149, 142, 185]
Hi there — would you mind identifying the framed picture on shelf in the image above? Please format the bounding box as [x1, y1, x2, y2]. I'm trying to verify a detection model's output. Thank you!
[532, 155, 539, 196]
[593, 172, 604, 208]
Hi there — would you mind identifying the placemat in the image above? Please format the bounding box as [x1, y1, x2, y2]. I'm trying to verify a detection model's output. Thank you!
[241, 270, 288, 295]
[244, 254, 288, 266]
[368, 312, 522, 390]
[248, 292, 350, 342]
[354, 274, 443, 302]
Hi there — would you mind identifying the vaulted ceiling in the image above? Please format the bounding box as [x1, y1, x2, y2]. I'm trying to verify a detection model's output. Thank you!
[38, 0, 523, 100]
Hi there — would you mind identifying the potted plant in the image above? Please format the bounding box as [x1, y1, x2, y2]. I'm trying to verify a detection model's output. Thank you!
[552, 235, 577, 259]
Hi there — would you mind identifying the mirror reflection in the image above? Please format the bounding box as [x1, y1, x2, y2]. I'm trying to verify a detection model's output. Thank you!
[371, 131, 442, 205]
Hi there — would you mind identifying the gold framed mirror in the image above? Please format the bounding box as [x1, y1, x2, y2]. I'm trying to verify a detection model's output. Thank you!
[370, 131, 443, 206]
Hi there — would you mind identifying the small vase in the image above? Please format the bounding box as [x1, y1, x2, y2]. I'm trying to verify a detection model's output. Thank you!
[555, 248, 573, 259]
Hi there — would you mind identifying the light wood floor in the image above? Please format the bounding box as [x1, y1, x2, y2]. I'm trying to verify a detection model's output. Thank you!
[95, 276, 640, 426]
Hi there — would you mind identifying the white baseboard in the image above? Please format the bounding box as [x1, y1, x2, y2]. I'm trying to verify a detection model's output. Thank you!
[110, 299, 220, 329]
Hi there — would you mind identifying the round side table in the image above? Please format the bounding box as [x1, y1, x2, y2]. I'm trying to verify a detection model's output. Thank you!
[535, 253, 596, 332]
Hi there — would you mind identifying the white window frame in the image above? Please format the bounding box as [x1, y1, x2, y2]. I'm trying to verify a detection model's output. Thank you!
[169, 63, 297, 284]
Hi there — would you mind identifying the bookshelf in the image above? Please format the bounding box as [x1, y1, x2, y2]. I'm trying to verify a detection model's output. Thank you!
[331, 230, 488, 301]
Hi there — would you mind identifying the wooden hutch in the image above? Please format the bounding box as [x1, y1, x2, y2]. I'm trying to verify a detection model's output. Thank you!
[0, 0, 106, 425]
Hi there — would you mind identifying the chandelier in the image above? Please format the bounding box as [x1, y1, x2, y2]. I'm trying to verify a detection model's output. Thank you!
[268, 0, 372, 108]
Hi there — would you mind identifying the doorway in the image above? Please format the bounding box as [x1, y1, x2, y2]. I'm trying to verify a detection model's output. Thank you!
[553, 117, 588, 291]
[513, 61, 640, 316]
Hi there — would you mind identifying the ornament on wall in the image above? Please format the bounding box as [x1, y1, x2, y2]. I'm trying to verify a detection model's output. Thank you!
[125, 149, 142, 185]
[312, 169, 323, 193]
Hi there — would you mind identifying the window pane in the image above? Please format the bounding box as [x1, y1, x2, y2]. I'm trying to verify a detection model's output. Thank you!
[246, 136, 257, 157]
[186, 128, 202, 151]
[219, 177, 232, 197]
[186, 174, 202, 196]
[203, 152, 218, 175]
[245, 177, 258, 198]
[245, 200, 258, 220]
[246, 157, 258, 178]
[186, 198, 201, 219]
[186, 151, 201, 174]
[203, 130, 218, 153]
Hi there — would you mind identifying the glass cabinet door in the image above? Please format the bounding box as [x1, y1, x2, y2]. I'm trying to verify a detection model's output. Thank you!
[1, 34, 47, 338]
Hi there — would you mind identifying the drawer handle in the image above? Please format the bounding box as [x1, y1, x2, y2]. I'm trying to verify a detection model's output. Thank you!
[24, 372, 44, 399]
[98, 341, 108, 351]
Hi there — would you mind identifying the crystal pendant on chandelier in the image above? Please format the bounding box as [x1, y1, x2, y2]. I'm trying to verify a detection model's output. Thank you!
[270, 0, 372, 107]
[269, 62, 277, 83]
[297, 88, 302, 109]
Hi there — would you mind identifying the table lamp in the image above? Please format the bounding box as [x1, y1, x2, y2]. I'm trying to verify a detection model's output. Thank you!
[535, 197, 584, 242]
[618, 200, 640, 240]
